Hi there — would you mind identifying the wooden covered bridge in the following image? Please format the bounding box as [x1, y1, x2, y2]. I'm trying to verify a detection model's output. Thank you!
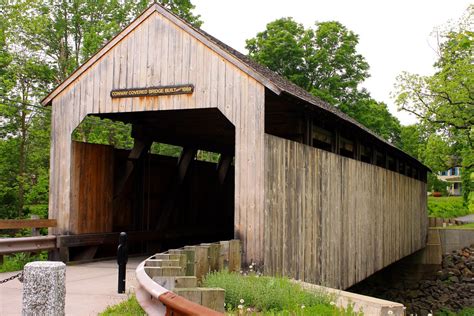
[41, 3, 428, 289]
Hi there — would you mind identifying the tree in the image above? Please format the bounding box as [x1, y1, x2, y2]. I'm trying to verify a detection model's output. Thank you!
[247, 19, 370, 107]
[396, 125, 425, 160]
[0, 0, 203, 218]
[394, 5, 473, 204]
[246, 18, 401, 141]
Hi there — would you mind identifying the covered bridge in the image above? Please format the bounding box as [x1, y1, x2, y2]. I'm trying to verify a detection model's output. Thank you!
[42, 3, 428, 289]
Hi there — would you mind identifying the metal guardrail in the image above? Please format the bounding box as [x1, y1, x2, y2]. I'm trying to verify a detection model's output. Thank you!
[0, 218, 58, 256]
[0, 236, 57, 255]
[135, 255, 223, 316]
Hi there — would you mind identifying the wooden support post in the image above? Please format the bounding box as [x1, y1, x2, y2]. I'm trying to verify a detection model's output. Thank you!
[303, 112, 313, 146]
[181, 247, 196, 276]
[371, 148, 377, 165]
[333, 128, 340, 155]
[216, 154, 233, 185]
[218, 241, 229, 270]
[201, 243, 220, 272]
[30, 215, 40, 237]
[156, 147, 196, 232]
[355, 138, 361, 161]
[194, 245, 210, 284]
[114, 138, 152, 198]
[228, 239, 241, 272]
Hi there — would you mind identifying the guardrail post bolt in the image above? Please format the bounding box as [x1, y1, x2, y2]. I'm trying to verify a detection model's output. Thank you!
[117, 232, 128, 294]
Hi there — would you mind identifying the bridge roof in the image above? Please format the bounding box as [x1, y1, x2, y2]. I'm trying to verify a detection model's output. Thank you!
[41, 2, 428, 171]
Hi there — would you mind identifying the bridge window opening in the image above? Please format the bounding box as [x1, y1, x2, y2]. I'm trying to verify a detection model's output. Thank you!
[374, 150, 385, 167]
[264, 90, 427, 182]
[66, 109, 235, 261]
[312, 126, 334, 153]
[360, 144, 372, 163]
[387, 155, 396, 171]
[339, 135, 354, 159]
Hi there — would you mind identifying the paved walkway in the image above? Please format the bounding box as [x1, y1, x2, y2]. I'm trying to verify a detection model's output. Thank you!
[0, 257, 144, 316]
[456, 214, 474, 223]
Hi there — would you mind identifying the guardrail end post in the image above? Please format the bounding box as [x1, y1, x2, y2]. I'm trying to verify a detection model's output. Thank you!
[22, 261, 66, 316]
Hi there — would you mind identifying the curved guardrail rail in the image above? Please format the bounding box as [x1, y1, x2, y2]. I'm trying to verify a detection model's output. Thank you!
[135, 255, 223, 316]
[135, 240, 241, 315]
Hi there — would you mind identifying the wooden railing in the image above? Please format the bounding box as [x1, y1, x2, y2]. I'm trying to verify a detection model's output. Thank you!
[0, 219, 57, 230]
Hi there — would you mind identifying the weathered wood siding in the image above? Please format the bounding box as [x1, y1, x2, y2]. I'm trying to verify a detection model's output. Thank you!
[70, 141, 114, 234]
[264, 135, 428, 289]
[48, 8, 264, 262]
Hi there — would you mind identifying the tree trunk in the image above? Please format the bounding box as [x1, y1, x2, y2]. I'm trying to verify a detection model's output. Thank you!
[18, 96, 27, 217]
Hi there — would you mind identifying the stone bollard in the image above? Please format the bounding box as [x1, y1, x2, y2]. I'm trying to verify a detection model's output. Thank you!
[22, 261, 66, 316]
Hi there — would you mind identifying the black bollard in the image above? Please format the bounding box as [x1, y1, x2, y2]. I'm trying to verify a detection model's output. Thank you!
[117, 232, 128, 294]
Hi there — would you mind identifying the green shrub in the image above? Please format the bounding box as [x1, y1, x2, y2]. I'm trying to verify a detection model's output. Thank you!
[99, 294, 144, 316]
[203, 271, 362, 315]
[427, 173, 448, 195]
[428, 196, 469, 218]
[437, 307, 474, 316]
[0, 252, 47, 273]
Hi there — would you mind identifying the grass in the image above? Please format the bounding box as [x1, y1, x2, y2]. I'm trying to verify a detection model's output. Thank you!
[99, 294, 144, 316]
[438, 307, 474, 316]
[203, 271, 363, 315]
[0, 252, 47, 273]
[428, 196, 469, 218]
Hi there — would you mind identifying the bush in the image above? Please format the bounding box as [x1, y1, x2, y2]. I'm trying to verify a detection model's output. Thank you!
[99, 294, 144, 316]
[0, 252, 47, 273]
[203, 271, 362, 315]
[427, 173, 448, 195]
[428, 197, 469, 218]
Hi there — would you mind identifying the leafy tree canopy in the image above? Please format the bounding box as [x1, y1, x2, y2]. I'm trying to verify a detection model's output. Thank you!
[395, 5, 473, 204]
[0, 0, 202, 219]
[246, 18, 400, 142]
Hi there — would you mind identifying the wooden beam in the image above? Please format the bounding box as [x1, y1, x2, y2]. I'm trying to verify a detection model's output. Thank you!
[156, 148, 197, 232]
[56, 231, 166, 248]
[216, 154, 233, 185]
[114, 138, 152, 198]
[354, 138, 361, 161]
[0, 219, 57, 230]
[177, 148, 197, 185]
[303, 112, 313, 146]
[333, 128, 340, 155]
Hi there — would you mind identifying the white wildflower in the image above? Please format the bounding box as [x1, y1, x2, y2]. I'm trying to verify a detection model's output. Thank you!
[238, 304, 244, 310]
[301, 304, 305, 309]
[240, 299, 245, 304]
[247, 308, 252, 312]
[330, 301, 335, 306]
[427, 314, 433, 316]
[387, 311, 393, 315]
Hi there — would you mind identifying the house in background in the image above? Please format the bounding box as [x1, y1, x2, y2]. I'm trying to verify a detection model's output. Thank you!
[438, 167, 462, 196]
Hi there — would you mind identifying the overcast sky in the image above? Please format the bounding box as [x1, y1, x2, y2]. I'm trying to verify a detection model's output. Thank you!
[192, 0, 471, 125]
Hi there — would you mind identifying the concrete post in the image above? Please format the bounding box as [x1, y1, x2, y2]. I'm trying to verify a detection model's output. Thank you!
[22, 261, 66, 316]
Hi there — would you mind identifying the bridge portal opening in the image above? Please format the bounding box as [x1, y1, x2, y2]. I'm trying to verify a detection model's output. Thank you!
[67, 108, 235, 260]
